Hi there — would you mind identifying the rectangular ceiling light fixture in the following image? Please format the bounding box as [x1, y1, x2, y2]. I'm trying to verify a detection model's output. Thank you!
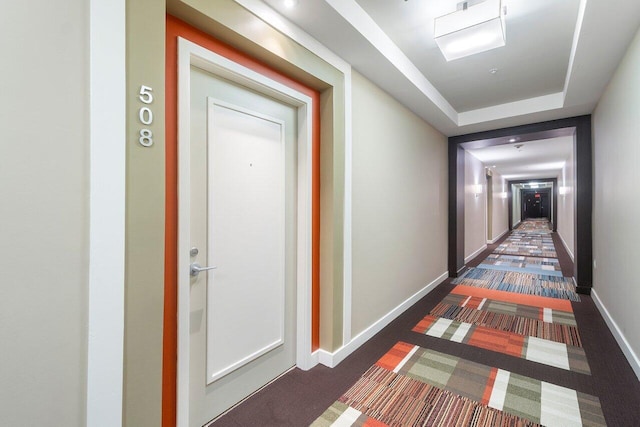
[434, 0, 506, 61]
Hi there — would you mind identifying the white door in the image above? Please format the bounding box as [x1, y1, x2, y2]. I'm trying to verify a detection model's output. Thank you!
[187, 65, 298, 426]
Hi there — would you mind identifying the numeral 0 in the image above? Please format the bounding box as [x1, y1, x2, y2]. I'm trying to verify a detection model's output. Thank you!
[139, 107, 153, 125]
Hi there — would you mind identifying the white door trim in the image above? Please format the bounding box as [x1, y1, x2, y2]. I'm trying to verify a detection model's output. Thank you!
[176, 37, 315, 427]
[87, 0, 126, 426]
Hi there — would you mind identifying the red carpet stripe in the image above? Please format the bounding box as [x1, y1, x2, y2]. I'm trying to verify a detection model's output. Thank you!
[481, 368, 498, 406]
[451, 284, 573, 311]
[375, 341, 414, 371]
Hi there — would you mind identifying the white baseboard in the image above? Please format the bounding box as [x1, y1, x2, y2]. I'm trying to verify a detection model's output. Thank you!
[591, 289, 640, 380]
[513, 220, 521, 228]
[557, 231, 575, 261]
[315, 271, 449, 368]
[465, 245, 487, 264]
[487, 228, 509, 244]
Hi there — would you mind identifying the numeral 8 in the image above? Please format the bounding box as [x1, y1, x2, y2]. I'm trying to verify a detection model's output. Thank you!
[139, 129, 153, 147]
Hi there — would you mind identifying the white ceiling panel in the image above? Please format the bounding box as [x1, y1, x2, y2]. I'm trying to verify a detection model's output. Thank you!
[355, 0, 580, 112]
[466, 136, 573, 180]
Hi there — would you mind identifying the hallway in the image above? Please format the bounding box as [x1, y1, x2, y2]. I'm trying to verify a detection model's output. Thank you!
[212, 220, 640, 426]
[5, 3, 640, 426]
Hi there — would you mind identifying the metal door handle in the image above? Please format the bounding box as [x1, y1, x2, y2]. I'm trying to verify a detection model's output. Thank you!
[190, 262, 217, 277]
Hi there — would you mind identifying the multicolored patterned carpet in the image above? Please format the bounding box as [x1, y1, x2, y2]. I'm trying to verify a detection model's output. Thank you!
[451, 268, 579, 301]
[312, 219, 607, 426]
[493, 221, 557, 257]
[479, 254, 562, 277]
[515, 218, 554, 231]
[313, 343, 604, 427]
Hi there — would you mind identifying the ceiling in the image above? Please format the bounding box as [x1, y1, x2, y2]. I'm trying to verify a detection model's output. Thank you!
[242, 0, 640, 179]
[354, 0, 579, 113]
[466, 137, 573, 180]
[257, 0, 640, 135]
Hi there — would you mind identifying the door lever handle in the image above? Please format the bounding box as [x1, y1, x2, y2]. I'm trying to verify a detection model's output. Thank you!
[190, 262, 217, 277]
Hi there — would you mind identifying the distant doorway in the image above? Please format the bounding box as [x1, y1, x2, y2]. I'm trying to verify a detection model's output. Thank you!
[522, 188, 551, 221]
[447, 115, 593, 294]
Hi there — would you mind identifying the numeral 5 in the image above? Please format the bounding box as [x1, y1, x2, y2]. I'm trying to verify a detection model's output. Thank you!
[139, 85, 153, 104]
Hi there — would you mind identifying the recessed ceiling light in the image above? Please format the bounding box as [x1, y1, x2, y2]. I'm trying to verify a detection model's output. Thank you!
[489, 68, 498, 74]
[509, 138, 517, 142]
[283, 0, 298, 8]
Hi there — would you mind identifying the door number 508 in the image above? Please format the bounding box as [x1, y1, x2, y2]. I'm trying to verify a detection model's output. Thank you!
[138, 85, 154, 147]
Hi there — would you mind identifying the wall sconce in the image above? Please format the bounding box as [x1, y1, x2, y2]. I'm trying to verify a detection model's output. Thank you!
[559, 186, 569, 197]
[498, 192, 508, 199]
[473, 184, 483, 198]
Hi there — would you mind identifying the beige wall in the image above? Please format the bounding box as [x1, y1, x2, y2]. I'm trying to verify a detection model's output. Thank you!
[123, 0, 166, 426]
[464, 152, 487, 260]
[592, 27, 640, 371]
[490, 171, 509, 242]
[557, 148, 575, 260]
[351, 72, 448, 336]
[0, 2, 89, 425]
[512, 185, 522, 226]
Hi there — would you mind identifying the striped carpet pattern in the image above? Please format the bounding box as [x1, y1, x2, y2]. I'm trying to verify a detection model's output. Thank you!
[413, 284, 589, 373]
[493, 242, 557, 257]
[507, 236, 554, 245]
[313, 220, 607, 426]
[413, 315, 589, 374]
[479, 254, 562, 277]
[431, 220, 589, 373]
[516, 218, 552, 231]
[452, 268, 580, 301]
[311, 342, 605, 427]
[494, 223, 557, 256]
[426, 302, 582, 346]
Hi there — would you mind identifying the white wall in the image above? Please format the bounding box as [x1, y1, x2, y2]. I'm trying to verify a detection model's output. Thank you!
[592, 26, 640, 378]
[490, 171, 509, 242]
[0, 2, 89, 425]
[464, 152, 487, 261]
[557, 149, 575, 260]
[512, 185, 522, 226]
[351, 71, 448, 336]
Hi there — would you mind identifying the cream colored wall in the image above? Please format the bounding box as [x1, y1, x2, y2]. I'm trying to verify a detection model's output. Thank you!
[593, 27, 640, 373]
[512, 185, 522, 226]
[0, 2, 88, 425]
[351, 71, 448, 336]
[464, 152, 487, 260]
[491, 174, 507, 239]
[490, 171, 509, 242]
[557, 149, 575, 260]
